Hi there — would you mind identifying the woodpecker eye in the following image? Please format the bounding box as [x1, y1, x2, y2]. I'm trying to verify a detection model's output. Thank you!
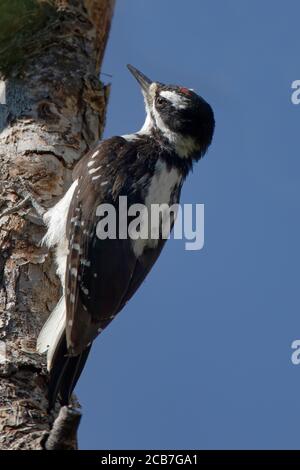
[156, 96, 166, 106]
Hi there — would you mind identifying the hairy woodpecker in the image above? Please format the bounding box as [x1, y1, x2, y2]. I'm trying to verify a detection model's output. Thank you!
[37, 65, 215, 408]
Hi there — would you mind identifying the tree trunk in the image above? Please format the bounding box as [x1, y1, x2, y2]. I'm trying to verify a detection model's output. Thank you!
[0, 0, 115, 450]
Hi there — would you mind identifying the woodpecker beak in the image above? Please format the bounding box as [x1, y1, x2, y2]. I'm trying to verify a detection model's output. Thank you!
[127, 64, 152, 95]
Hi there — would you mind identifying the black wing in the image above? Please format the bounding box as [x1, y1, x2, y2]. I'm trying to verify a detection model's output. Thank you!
[49, 136, 174, 406]
[65, 136, 167, 355]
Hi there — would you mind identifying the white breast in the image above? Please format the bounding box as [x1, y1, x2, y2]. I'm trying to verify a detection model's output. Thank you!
[145, 160, 180, 206]
[131, 160, 181, 257]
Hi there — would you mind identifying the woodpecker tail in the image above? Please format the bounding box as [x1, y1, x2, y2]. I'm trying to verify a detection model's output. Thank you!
[37, 295, 91, 409]
[37, 296, 66, 370]
[47, 335, 92, 410]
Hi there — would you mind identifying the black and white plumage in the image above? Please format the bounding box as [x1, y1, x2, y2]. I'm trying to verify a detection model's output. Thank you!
[37, 65, 215, 408]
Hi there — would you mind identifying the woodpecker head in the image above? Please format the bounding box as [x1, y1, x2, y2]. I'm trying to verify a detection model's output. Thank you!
[127, 64, 215, 160]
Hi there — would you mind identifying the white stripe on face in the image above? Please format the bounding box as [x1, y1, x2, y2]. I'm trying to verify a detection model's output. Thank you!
[152, 105, 198, 158]
[160, 90, 188, 109]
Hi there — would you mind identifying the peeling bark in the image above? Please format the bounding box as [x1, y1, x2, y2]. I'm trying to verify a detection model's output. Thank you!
[0, 0, 115, 450]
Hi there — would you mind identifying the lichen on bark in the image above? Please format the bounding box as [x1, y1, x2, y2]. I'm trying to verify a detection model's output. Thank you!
[0, 0, 58, 77]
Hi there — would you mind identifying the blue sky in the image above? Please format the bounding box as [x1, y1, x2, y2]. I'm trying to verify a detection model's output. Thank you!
[78, 0, 300, 449]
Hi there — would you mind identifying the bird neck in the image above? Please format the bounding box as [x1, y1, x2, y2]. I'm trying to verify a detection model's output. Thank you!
[137, 112, 201, 161]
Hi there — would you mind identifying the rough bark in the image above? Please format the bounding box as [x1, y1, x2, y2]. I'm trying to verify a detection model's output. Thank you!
[0, 0, 115, 450]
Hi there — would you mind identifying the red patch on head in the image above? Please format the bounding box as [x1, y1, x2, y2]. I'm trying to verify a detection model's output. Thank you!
[179, 87, 191, 95]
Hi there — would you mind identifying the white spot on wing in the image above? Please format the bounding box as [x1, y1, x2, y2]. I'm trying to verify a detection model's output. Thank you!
[81, 259, 91, 267]
[70, 267, 77, 277]
[122, 133, 139, 141]
[89, 166, 102, 175]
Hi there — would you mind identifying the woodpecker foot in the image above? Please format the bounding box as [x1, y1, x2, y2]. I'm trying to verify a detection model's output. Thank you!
[16, 177, 46, 220]
[0, 177, 46, 225]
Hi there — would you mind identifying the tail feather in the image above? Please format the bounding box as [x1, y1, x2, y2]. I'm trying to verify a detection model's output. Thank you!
[48, 335, 92, 409]
[57, 345, 92, 406]
[47, 335, 70, 410]
[37, 296, 66, 370]
[37, 295, 91, 409]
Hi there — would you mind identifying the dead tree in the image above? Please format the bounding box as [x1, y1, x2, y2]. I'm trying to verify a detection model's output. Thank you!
[0, 0, 115, 450]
